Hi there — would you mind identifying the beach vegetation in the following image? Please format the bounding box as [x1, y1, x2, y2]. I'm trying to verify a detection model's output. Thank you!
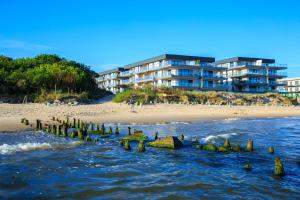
[0, 54, 110, 103]
[113, 87, 295, 106]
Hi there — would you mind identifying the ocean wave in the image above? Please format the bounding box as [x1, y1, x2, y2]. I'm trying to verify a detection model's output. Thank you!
[200, 132, 238, 143]
[0, 141, 82, 155]
[0, 142, 52, 155]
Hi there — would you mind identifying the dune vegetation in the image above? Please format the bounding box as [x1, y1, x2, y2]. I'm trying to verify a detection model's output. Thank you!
[113, 86, 296, 106]
[0, 54, 110, 103]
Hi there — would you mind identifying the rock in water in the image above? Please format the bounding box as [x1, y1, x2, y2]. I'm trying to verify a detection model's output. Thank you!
[269, 146, 275, 154]
[224, 138, 231, 149]
[124, 140, 131, 150]
[202, 143, 219, 152]
[122, 130, 148, 141]
[148, 136, 183, 149]
[274, 157, 285, 176]
[246, 140, 254, 152]
[232, 144, 242, 152]
[115, 126, 120, 135]
[138, 140, 145, 152]
[244, 163, 252, 171]
[86, 136, 92, 142]
[108, 126, 113, 134]
[180, 134, 184, 141]
[154, 131, 158, 140]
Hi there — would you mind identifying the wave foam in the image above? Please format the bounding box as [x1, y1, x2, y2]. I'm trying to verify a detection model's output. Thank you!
[0, 142, 52, 155]
[200, 132, 238, 143]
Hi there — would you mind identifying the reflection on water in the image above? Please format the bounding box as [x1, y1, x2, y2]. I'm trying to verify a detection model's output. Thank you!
[1, 117, 300, 199]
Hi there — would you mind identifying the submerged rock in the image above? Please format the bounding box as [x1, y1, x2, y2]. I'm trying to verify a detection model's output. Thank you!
[148, 136, 183, 149]
[244, 163, 252, 171]
[274, 157, 285, 176]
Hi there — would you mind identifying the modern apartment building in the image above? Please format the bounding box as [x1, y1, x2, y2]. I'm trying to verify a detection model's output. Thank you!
[97, 54, 227, 93]
[278, 77, 300, 98]
[215, 57, 287, 93]
[97, 54, 288, 94]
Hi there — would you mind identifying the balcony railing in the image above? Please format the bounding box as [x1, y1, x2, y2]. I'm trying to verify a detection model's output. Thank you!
[119, 71, 132, 77]
[227, 62, 287, 68]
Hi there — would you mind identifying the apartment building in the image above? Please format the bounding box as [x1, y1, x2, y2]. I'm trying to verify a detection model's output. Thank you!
[97, 54, 228, 93]
[215, 57, 287, 93]
[278, 77, 300, 98]
[96, 67, 123, 93]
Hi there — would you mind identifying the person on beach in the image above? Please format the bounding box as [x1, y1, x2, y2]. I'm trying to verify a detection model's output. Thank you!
[129, 96, 135, 112]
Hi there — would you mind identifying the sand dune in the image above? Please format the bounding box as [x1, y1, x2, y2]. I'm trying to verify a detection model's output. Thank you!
[1, 101, 300, 132]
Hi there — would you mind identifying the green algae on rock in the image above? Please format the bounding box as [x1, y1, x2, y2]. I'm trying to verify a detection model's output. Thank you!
[108, 126, 113, 134]
[232, 144, 242, 152]
[148, 136, 183, 149]
[124, 139, 131, 150]
[121, 129, 148, 141]
[94, 137, 100, 142]
[274, 157, 285, 176]
[86, 135, 92, 142]
[202, 143, 219, 152]
[246, 140, 254, 152]
[138, 140, 146, 152]
[115, 126, 120, 135]
[269, 146, 275, 154]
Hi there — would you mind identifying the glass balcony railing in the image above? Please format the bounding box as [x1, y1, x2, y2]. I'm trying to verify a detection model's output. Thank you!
[227, 62, 287, 68]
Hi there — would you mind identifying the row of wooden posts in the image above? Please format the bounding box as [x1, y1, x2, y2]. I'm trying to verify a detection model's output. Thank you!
[20, 117, 285, 177]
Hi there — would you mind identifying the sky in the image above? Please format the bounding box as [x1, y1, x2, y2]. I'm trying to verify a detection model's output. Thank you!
[1, 0, 300, 77]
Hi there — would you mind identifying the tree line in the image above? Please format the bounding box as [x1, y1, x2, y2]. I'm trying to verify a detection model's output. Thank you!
[0, 54, 99, 95]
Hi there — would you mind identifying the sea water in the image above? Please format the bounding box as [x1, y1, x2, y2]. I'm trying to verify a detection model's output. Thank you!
[1, 117, 300, 199]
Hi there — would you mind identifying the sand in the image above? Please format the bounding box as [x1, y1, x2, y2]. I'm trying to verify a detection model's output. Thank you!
[1, 100, 300, 132]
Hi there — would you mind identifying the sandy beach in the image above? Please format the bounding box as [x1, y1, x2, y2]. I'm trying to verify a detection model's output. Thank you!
[1, 100, 300, 132]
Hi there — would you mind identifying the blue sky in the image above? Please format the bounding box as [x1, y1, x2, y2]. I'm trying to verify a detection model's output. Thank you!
[1, 0, 300, 76]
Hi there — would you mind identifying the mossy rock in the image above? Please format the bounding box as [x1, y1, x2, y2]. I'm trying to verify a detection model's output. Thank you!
[70, 131, 77, 138]
[269, 146, 275, 154]
[124, 140, 131, 150]
[232, 144, 242, 152]
[138, 140, 145, 152]
[86, 136, 92, 142]
[218, 146, 230, 153]
[121, 130, 148, 141]
[202, 143, 219, 152]
[274, 157, 285, 176]
[148, 136, 183, 149]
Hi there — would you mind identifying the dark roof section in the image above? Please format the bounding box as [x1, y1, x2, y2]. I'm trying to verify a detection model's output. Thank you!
[124, 54, 215, 69]
[98, 67, 124, 75]
[215, 57, 275, 64]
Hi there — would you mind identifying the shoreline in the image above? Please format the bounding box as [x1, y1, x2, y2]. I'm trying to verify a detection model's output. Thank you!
[1, 102, 300, 132]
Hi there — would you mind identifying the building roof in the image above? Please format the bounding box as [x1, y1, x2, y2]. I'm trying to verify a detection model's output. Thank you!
[124, 54, 215, 69]
[215, 57, 275, 64]
[98, 67, 124, 75]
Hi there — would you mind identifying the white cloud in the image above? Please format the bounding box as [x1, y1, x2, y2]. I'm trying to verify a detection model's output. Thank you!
[0, 39, 53, 51]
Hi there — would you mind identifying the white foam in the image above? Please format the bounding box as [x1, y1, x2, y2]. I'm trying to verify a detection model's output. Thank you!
[0, 142, 51, 155]
[200, 132, 238, 143]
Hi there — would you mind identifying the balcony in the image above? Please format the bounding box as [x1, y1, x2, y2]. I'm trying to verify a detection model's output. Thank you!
[136, 76, 155, 83]
[268, 81, 287, 86]
[227, 62, 287, 69]
[118, 71, 132, 77]
[268, 71, 287, 77]
[232, 80, 267, 85]
[202, 74, 226, 79]
[231, 71, 266, 77]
